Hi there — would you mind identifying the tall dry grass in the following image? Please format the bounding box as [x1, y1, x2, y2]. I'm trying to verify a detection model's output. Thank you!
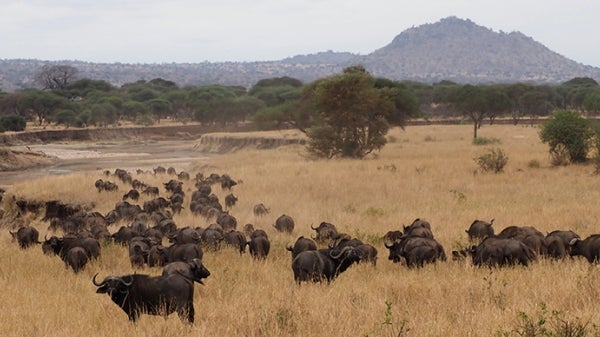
[2, 124, 600, 337]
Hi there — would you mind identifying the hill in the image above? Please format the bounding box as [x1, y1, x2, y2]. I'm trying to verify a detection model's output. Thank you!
[359, 16, 600, 83]
[1, 16, 599, 91]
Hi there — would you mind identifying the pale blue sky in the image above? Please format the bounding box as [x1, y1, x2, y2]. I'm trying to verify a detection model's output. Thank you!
[2, 0, 598, 67]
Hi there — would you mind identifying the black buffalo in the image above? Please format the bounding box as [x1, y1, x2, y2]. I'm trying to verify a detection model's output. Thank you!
[465, 219, 495, 241]
[570, 234, 600, 263]
[248, 230, 270, 259]
[10, 226, 41, 249]
[166, 243, 204, 263]
[93, 273, 195, 323]
[224, 230, 247, 254]
[311, 222, 338, 243]
[286, 236, 318, 260]
[162, 258, 211, 285]
[470, 237, 536, 267]
[385, 236, 446, 268]
[65, 247, 89, 272]
[291, 246, 361, 283]
[544, 230, 580, 259]
[44, 235, 101, 261]
[252, 203, 269, 216]
[273, 214, 295, 234]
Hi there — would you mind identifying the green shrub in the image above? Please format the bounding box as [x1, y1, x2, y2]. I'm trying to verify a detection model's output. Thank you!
[473, 137, 501, 145]
[0, 115, 26, 132]
[539, 110, 594, 164]
[475, 148, 508, 173]
[496, 302, 597, 337]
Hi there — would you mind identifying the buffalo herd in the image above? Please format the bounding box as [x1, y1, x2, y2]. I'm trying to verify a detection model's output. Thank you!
[4, 166, 600, 323]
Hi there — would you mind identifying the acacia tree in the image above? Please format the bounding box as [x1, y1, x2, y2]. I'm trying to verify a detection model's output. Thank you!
[303, 65, 416, 158]
[35, 65, 78, 90]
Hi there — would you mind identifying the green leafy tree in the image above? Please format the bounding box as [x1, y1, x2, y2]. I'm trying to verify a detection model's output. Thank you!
[53, 109, 79, 128]
[539, 109, 594, 163]
[583, 87, 600, 114]
[0, 115, 26, 132]
[17, 90, 67, 125]
[303, 65, 413, 158]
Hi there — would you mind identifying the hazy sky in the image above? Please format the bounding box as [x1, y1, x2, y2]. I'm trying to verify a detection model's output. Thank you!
[2, 0, 599, 67]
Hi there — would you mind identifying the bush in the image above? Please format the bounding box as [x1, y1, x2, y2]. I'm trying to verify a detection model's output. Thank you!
[0, 115, 26, 132]
[539, 110, 594, 164]
[475, 148, 508, 173]
[473, 136, 501, 145]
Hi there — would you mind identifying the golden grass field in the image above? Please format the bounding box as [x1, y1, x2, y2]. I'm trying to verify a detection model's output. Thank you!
[2, 124, 600, 337]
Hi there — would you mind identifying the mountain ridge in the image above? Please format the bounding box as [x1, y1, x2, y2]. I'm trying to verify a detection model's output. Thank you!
[1, 16, 599, 91]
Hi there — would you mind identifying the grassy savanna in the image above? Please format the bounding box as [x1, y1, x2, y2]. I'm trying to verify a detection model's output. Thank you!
[2, 124, 600, 337]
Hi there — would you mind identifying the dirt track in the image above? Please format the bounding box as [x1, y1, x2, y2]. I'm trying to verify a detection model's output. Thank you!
[0, 140, 209, 188]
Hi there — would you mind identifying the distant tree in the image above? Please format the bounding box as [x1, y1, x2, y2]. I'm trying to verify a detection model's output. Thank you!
[539, 109, 594, 164]
[53, 109, 79, 128]
[35, 65, 78, 90]
[89, 102, 117, 127]
[121, 100, 146, 121]
[17, 90, 67, 125]
[146, 99, 172, 123]
[0, 115, 26, 132]
[303, 65, 413, 158]
[583, 88, 600, 114]
[65, 78, 114, 97]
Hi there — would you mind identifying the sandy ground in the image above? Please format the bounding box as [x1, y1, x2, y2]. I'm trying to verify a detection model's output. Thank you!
[0, 140, 209, 188]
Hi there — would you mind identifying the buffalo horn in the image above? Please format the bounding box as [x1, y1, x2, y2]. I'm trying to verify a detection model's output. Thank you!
[329, 246, 353, 259]
[92, 273, 105, 286]
[569, 238, 581, 246]
[384, 242, 394, 249]
[310, 223, 318, 230]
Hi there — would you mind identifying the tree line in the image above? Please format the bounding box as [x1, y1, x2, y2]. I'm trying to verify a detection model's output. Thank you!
[1, 64, 600, 158]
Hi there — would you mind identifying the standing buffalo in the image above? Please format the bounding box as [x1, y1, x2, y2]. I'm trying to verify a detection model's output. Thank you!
[286, 236, 318, 260]
[385, 236, 446, 268]
[253, 203, 269, 216]
[570, 234, 600, 263]
[291, 246, 361, 283]
[10, 226, 41, 249]
[273, 214, 295, 234]
[470, 237, 536, 267]
[311, 222, 338, 244]
[465, 219, 495, 241]
[544, 230, 580, 259]
[65, 247, 89, 272]
[162, 258, 211, 285]
[248, 230, 270, 259]
[93, 273, 195, 323]
[224, 230, 247, 254]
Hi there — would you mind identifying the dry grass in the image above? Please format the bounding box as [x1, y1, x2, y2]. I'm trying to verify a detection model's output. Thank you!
[2, 124, 600, 337]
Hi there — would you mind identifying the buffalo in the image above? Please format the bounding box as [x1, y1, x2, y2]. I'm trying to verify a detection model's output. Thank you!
[162, 258, 211, 285]
[470, 237, 536, 267]
[44, 235, 101, 261]
[385, 236, 446, 268]
[93, 273, 195, 323]
[224, 230, 247, 254]
[311, 222, 338, 244]
[544, 230, 580, 259]
[65, 247, 89, 272]
[465, 219, 495, 241]
[291, 246, 361, 283]
[10, 226, 41, 249]
[224, 193, 238, 209]
[286, 236, 318, 260]
[253, 203, 269, 216]
[273, 214, 295, 234]
[570, 234, 600, 263]
[248, 230, 270, 259]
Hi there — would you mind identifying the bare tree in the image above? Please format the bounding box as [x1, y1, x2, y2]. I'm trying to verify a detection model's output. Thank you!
[35, 65, 78, 90]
